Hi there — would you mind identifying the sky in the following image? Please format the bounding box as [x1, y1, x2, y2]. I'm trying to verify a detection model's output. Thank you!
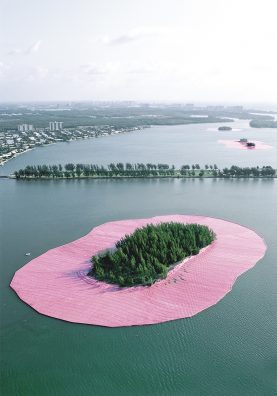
[0, 0, 277, 103]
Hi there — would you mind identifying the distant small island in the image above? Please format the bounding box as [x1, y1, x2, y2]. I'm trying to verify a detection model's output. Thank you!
[237, 139, 256, 148]
[88, 222, 215, 286]
[250, 119, 277, 128]
[218, 126, 232, 131]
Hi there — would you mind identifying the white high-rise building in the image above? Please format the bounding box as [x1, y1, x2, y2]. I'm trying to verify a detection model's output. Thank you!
[57, 121, 63, 130]
[49, 122, 55, 131]
[18, 124, 34, 132]
[49, 121, 64, 131]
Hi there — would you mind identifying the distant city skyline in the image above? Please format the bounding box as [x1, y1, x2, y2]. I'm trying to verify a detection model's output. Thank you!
[1, 0, 277, 103]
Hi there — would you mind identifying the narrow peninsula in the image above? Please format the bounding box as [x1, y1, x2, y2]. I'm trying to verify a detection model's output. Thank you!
[11, 163, 277, 179]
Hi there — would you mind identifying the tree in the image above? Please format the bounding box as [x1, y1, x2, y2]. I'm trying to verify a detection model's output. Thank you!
[88, 222, 215, 287]
[65, 163, 75, 172]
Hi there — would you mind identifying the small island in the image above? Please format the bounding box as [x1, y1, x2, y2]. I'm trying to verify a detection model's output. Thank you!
[88, 222, 215, 286]
[238, 139, 255, 148]
[239, 138, 248, 143]
[218, 126, 232, 131]
[10, 215, 267, 327]
[250, 119, 277, 128]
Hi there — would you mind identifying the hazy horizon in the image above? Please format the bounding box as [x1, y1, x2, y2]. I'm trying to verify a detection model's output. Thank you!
[1, 101, 276, 111]
[1, 0, 277, 103]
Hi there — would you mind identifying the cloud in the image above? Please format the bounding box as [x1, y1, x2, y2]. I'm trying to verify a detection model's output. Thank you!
[35, 66, 48, 79]
[8, 40, 42, 55]
[100, 27, 161, 46]
[20, 66, 48, 82]
[0, 64, 49, 83]
[80, 64, 111, 75]
[0, 61, 10, 80]
[28, 40, 42, 53]
[126, 66, 156, 75]
[79, 63, 157, 80]
[80, 63, 120, 77]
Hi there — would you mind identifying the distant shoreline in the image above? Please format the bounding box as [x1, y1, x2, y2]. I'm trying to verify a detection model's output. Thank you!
[0, 147, 34, 167]
[0, 116, 236, 167]
[0, 128, 143, 167]
[7, 163, 277, 180]
[8, 176, 277, 180]
[7, 173, 277, 180]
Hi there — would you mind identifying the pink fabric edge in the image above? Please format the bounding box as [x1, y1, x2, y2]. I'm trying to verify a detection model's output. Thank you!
[10, 215, 267, 327]
[218, 139, 273, 150]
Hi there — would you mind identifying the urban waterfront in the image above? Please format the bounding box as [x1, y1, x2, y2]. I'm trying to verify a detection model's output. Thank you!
[1, 121, 277, 395]
[1, 119, 277, 177]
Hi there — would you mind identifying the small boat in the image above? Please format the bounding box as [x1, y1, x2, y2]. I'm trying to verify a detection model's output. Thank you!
[246, 142, 255, 148]
[25, 252, 31, 256]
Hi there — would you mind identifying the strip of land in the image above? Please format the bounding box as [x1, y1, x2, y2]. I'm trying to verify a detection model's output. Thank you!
[9, 163, 277, 179]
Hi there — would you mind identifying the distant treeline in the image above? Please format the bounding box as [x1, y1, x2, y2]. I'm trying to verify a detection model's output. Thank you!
[13, 163, 276, 178]
[250, 119, 277, 128]
[0, 105, 232, 130]
[1, 103, 274, 131]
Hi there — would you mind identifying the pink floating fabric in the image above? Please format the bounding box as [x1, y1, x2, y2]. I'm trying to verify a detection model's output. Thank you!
[10, 215, 266, 327]
[218, 139, 273, 150]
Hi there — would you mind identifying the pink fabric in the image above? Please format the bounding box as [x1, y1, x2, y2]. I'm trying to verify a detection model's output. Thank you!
[218, 139, 273, 150]
[10, 215, 266, 327]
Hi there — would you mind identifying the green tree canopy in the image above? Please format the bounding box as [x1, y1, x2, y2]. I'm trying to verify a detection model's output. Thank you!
[88, 222, 216, 287]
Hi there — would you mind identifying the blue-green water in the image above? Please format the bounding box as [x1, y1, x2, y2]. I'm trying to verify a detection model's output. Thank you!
[1, 120, 277, 176]
[1, 122, 277, 395]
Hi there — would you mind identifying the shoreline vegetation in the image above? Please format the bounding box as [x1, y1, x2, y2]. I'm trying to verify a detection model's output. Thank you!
[250, 119, 277, 128]
[1, 102, 276, 167]
[88, 222, 215, 286]
[0, 126, 145, 167]
[10, 163, 277, 179]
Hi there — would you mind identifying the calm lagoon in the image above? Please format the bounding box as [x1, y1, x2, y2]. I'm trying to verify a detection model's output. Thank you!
[1, 121, 276, 395]
[1, 120, 277, 176]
